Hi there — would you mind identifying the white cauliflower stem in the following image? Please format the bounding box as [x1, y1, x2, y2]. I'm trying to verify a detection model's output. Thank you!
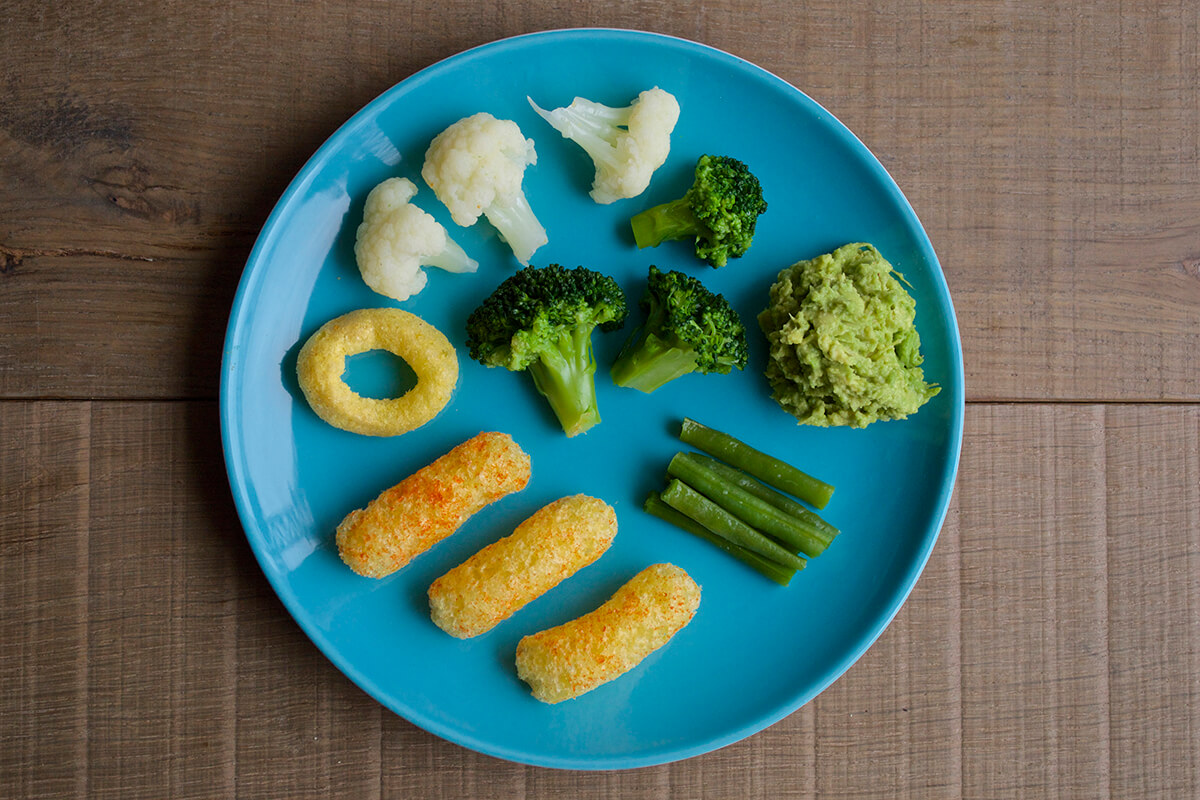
[353, 177, 478, 302]
[421, 112, 548, 266]
[528, 87, 680, 204]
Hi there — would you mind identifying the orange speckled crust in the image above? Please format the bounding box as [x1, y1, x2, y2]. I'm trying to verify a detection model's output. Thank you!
[296, 307, 457, 437]
[428, 495, 618, 639]
[335, 432, 530, 578]
[514, 563, 701, 704]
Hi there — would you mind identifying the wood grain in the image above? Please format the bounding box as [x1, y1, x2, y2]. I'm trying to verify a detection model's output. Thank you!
[83, 403, 242, 797]
[812, 496, 962, 799]
[1, 1, 1197, 401]
[3, 401, 1197, 798]
[1105, 405, 1200, 796]
[0, 253, 235, 399]
[959, 405, 1111, 796]
[0, 403, 91, 799]
[2, 1, 1199, 797]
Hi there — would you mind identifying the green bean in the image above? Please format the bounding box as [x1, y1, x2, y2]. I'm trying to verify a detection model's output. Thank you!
[660, 479, 807, 571]
[679, 417, 835, 509]
[643, 493, 798, 586]
[691, 453, 838, 546]
[667, 452, 829, 557]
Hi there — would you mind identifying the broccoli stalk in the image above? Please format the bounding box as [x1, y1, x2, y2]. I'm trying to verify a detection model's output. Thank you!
[466, 264, 628, 437]
[525, 323, 603, 437]
[610, 266, 748, 393]
[628, 198, 703, 250]
[630, 154, 767, 267]
[610, 328, 701, 393]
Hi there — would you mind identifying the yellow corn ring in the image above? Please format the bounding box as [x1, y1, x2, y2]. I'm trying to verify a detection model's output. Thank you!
[336, 431, 530, 578]
[515, 563, 701, 703]
[296, 307, 457, 437]
[428, 495, 618, 639]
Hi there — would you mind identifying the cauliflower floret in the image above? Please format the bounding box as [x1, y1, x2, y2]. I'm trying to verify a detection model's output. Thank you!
[528, 87, 680, 204]
[421, 112, 548, 266]
[353, 177, 478, 302]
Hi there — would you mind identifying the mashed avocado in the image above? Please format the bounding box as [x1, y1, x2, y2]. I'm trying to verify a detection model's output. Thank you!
[758, 243, 939, 427]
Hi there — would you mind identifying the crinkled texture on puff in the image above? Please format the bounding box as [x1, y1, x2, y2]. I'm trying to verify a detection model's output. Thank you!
[295, 307, 458, 437]
[515, 563, 700, 703]
[335, 432, 531, 578]
[428, 495, 617, 639]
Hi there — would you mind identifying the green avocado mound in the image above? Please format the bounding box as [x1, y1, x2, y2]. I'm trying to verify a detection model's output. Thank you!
[758, 242, 940, 428]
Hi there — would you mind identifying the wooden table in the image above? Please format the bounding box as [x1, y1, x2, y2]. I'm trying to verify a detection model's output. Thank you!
[3, 2, 1197, 797]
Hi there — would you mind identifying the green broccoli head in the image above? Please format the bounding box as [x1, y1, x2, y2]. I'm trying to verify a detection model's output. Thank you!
[629, 154, 767, 268]
[465, 263, 628, 436]
[610, 265, 748, 393]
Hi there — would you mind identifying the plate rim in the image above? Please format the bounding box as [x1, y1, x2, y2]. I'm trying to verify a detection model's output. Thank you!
[219, 27, 966, 770]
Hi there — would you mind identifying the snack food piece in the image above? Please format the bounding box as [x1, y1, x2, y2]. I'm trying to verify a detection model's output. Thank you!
[336, 432, 531, 578]
[428, 495, 618, 639]
[758, 243, 940, 427]
[515, 563, 700, 703]
[296, 308, 457, 437]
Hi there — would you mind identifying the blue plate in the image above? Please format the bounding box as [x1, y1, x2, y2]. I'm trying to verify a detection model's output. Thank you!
[220, 29, 964, 769]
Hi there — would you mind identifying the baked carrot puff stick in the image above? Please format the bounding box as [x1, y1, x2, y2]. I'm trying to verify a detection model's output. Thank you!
[515, 563, 700, 704]
[336, 432, 531, 578]
[428, 495, 617, 639]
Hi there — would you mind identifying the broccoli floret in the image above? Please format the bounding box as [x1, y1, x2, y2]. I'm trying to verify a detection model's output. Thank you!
[630, 155, 767, 267]
[610, 266, 748, 393]
[465, 264, 628, 437]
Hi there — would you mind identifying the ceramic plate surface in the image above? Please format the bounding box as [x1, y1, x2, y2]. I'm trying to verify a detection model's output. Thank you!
[220, 29, 964, 769]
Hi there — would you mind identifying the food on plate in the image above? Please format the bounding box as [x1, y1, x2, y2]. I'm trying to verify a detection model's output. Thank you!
[515, 563, 700, 704]
[643, 493, 796, 586]
[353, 177, 478, 302]
[648, 422, 844, 585]
[758, 243, 940, 427]
[645, 420, 842, 584]
[658, 479, 807, 571]
[428, 494, 618, 638]
[335, 432, 531, 578]
[679, 417, 834, 508]
[610, 265, 748, 393]
[296, 308, 457, 437]
[630, 154, 767, 267]
[465, 264, 628, 437]
[527, 87, 680, 204]
[421, 112, 548, 265]
[666, 452, 829, 558]
[688, 452, 839, 543]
